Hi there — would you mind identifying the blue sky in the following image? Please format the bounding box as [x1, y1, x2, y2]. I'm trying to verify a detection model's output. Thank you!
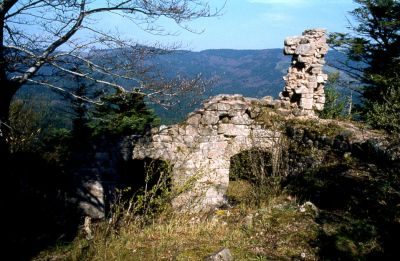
[96, 0, 359, 51]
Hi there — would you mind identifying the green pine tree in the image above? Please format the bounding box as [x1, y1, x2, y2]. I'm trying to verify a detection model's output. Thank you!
[89, 92, 160, 138]
[329, 0, 400, 132]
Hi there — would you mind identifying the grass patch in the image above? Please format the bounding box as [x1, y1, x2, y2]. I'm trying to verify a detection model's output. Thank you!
[285, 118, 347, 140]
[35, 189, 321, 261]
[33, 118, 400, 261]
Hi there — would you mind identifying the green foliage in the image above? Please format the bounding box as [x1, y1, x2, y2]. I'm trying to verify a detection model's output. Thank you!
[229, 137, 288, 206]
[40, 128, 73, 166]
[8, 100, 44, 153]
[35, 118, 400, 260]
[365, 67, 400, 133]
[319, 72, 348, 119]
[230, 150, 273, 183]
[121, 160, 172, 222]
[89, 92, 160, 137]
[329, 0, 400, 132]
[8, 98, 70, 154]
[321, 86, 346, 119]
[330, 0, 400, 78]
[66, 80, 94, 142]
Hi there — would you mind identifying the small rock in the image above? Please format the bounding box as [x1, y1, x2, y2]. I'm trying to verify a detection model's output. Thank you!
[204, 248, 233, 261]
[83, 216, 93, 240]
[299, 201, 319, 215]
[243, 214, 254, 229]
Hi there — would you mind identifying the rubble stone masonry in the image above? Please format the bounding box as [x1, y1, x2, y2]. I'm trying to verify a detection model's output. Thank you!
[280, 29, 329, 116]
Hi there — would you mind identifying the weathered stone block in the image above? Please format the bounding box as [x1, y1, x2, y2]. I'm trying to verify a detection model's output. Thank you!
[300, 98, 313, 110]
[262, 96, 273, 103]
[295, 43, 315, 56]
[78, 180, 105, 219]
[252, 129, 275, 138]
[317, 75, 325, 83]
[284, 46, 295, 55]
[187, 113, 201, 125]
[217, 103, 231, 111]
[159, 135, 173, 142]
[217, 124, 250, 137]
[314, 103, 324, 111]
[200, 111, 220, 125]
[308, 75, 317, 82]
[298, 55, 312, 64]
[248, 106, 261, 118]
[198, 125, 215, 136]
[311, 67, 323, 74]
[186, 125, 198, 136]
[319, 43, 329, 54]
[307, 81, 318, 89]
[183, 135, 194, 145]
[229, 102, 249, 110]
[285, 36, 302, 45]
[303, 93, 314, 99]
[294, 85, 308, 94]
[203, 142, 228, 159]
[231, 112, 251, 125]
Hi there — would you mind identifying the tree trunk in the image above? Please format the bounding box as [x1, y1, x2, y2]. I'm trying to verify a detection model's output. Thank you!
[0, 80, 18, 159]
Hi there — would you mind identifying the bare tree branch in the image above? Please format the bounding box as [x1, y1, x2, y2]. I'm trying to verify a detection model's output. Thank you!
[0, 0, 222, 151]
[26, 78, 103, 105]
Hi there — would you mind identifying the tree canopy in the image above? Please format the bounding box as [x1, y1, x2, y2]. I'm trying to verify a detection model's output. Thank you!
[329, 0, 400, 132]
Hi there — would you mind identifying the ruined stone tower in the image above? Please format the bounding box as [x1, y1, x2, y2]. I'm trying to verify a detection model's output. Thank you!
[81, 29, 331, 217]
[279, 29, 329, 116]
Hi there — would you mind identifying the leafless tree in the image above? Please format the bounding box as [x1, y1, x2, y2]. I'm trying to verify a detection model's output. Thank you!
[0, 0, 223, 156]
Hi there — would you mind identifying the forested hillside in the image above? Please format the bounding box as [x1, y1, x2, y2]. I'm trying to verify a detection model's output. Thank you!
[15, 48, 349, 124]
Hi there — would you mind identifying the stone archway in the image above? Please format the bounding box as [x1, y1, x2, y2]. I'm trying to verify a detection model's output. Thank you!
[118, 157, 172, 200]
[230, 149, 273, 184]
[118, 158, 170, 191]
[227, 149, 274, 205]
[132, 95, 282, 212]
[131, 29, 330, 211]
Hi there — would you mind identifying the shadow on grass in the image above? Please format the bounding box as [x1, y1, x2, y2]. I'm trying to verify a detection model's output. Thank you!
[284, 160, 400, 260]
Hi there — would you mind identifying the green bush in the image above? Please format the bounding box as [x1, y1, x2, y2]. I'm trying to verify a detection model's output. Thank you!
[365, 72, 400, 133]
[318, 72, 349, 119]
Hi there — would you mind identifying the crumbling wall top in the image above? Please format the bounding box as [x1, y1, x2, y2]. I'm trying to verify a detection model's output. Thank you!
[280, 28, 329, 116]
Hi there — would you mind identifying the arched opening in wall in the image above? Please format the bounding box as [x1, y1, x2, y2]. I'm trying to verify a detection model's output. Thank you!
[116, 158, 172, 214]
[227, 149, 275, 205]
[230, 149, 273, 183]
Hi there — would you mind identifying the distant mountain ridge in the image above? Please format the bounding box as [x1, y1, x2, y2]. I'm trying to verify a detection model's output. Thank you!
[16, 48, 348, 124]
[148, 48, 346, 122]
[150, 48, 290, 98]
[151, 48, 345, 97]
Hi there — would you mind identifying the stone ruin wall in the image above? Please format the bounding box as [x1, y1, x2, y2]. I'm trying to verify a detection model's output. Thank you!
[79, 29, 331, 217]
[131, 28, 331, 212]
[279, 29, 329, 116]
[132, 95, 282, 212]
[81, 29, 399, 216]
